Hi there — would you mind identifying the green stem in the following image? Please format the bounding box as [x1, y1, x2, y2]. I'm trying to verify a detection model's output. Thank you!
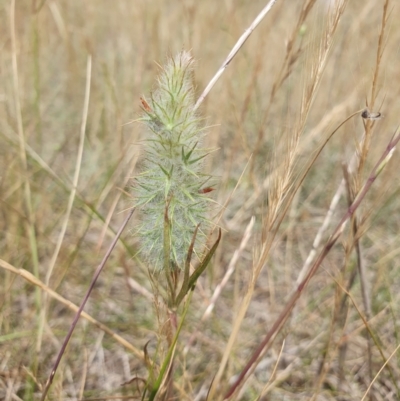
[148, 290, 194, 401]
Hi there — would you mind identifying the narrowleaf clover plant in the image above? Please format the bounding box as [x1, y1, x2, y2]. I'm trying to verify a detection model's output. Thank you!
[134, 52, 219, 302]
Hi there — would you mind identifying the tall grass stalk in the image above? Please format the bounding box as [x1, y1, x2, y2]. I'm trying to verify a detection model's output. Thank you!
[209, 1, 349, 398]
[10, 0, 41, 397]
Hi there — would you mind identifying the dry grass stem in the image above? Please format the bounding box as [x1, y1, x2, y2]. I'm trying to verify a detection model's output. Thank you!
[194, 0, 278, 111]
[0, 258, 142, 359]
[2, 0, 400, 400]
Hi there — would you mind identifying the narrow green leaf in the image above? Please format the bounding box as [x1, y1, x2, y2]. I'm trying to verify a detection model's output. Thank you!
[187, 228, 221, 290]
[175, 224, 200, 307]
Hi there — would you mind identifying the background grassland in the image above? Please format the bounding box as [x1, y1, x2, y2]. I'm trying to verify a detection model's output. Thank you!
[1, 0, 400, 400]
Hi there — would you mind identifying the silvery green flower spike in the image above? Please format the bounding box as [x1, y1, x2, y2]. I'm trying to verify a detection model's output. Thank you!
[134, 51, 213, 271]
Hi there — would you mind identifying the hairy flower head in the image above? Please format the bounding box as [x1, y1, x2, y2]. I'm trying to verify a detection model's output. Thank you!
[134, 51, 213, 270]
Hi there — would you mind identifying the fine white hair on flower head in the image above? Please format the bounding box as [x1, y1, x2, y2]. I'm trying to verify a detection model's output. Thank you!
[134, 51, 213, 271]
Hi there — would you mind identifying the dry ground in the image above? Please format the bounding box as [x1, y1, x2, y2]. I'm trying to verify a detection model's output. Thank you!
[1, 0, 400, 400]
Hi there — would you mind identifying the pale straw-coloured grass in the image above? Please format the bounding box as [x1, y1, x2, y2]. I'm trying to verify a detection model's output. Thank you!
[1, 0, 400, 400]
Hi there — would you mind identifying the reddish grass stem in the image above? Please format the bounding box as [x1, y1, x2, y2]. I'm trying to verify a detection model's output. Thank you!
[40, 208, 135, 401]
[224, 129, 400, 399]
